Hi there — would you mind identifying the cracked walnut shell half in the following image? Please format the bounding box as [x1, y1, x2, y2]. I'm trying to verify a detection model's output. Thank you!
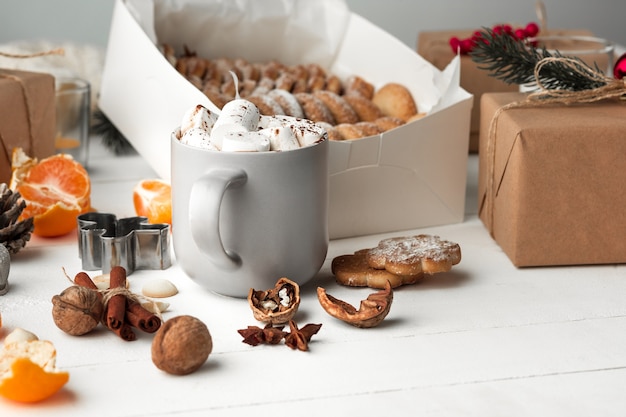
[317, 280, 393, 328]
[248, 277, 300, 325]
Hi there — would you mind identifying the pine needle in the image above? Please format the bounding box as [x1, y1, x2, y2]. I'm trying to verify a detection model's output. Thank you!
[91, 109, 136, 155]
[469, 28, 607, 91]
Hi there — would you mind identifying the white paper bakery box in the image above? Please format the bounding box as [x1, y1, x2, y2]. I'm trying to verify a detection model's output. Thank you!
[99, 0, 472, 239]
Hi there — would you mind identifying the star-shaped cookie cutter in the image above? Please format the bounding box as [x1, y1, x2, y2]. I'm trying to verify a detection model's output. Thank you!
[77, 212, 171, 275]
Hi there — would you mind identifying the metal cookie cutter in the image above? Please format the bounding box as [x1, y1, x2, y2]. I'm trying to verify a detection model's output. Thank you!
[77, 212, 171, 274]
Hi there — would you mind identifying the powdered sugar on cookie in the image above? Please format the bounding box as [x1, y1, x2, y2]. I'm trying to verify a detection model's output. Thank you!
[367, 234, 461, 275]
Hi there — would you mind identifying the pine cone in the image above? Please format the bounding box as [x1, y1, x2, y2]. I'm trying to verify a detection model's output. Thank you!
[0, 183, 34, 254]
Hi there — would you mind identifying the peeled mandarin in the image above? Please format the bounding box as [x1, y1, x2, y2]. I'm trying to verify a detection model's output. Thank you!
[133, 179, 172, 225]
[10, 148, 91, 237]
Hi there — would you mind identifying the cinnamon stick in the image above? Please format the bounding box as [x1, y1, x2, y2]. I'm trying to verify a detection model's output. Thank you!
[110, 322, 136, 342]
[73, 268, 138, 341]
[74, 271, 104, 302]
[74, 272, 98, 291]
[126, 301, 161, 333]
[106, 266, 127, 330]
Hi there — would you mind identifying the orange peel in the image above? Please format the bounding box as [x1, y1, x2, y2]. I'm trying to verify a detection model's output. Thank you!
[0, 340, 69, 403]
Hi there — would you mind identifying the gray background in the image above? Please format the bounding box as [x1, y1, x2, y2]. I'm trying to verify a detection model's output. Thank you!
[1, 0, 624, 50]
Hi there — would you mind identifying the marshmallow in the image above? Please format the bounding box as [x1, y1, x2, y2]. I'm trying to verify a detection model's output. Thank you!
[210, 99, 261, 150]
[180, 104, 218, 136]
[180, 127, 217, 150]
[294, 121, 326, 147]
[180, 101, 327, 153]
[272, 115, 326, 147]
[259, 126, 301, 151]
[259, 114, 296, 128]
[221, 131, 270, 152]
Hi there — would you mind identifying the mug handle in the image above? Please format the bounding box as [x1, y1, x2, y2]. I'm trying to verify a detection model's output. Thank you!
[189, 168, 247, 270]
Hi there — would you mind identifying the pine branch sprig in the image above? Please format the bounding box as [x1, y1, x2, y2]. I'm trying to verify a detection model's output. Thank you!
[469, 28, 607, 91]
[91, 109, 136, 156]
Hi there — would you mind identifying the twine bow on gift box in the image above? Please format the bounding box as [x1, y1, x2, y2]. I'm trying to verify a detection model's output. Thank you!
[526, 57, 626, 103]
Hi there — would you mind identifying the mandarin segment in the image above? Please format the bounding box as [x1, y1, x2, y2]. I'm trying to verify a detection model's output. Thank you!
[133, 179, 172, 225]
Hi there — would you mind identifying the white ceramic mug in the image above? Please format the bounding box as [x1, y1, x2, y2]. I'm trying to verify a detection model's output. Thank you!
[171, 129, 329, 297]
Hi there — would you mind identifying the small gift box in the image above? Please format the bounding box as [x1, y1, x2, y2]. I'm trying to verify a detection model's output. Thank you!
[478, 91, 626, 267]
[0, 69, 55, 184]
[417, 28, 595, 153]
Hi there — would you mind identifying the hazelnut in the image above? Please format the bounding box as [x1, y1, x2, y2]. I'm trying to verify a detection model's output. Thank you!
[151, 315, 212, 375]
[51, 286, 104, 336]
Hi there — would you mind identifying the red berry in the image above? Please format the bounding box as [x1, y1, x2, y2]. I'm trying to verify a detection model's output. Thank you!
[473, 31, 489, 47]
[492, 24, 504, 35]
[449, 36, 461, 53]
[525, 22, 539, 37]
[461, 38, 474, 54]
[514, 28, 526, 40]
[502, 24, 513, 35]
[614, 53, 626, 79]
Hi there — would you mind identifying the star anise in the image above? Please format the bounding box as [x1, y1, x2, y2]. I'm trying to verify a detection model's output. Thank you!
[284, 320, 322, 351]
[237, 324, 287, 346]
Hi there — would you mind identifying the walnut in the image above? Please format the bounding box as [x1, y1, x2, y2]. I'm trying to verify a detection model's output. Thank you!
[248, 277, 300, 325]
[317, 280, 393, 328]
[51, 286, 104, 336]
[151, 315, 212, 375]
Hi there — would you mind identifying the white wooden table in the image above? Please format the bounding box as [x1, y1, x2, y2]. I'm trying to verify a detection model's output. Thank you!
[1, 137, 625, 416]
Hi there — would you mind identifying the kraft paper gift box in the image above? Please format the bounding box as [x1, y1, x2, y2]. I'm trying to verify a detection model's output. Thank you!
[0, 69, 55, 184]
[478, 92, 626, 267]
[99, 0, 472, 239]
[417, 29, 595, 153]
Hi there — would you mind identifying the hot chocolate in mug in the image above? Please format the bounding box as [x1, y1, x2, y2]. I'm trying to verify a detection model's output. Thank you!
[171, 129, 329, 297]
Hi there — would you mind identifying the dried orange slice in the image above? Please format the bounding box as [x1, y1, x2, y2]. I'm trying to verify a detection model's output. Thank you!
[133, 179, 172, 225]
[10, 148, 91, 237]
[0, 340, 69, 403]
